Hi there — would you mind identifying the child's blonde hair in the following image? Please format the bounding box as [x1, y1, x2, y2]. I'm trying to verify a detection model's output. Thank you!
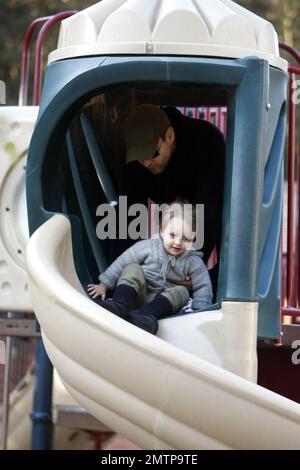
[158, 198, 196, 234]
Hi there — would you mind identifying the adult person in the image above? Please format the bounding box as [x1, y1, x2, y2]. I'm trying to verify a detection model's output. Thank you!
[113, 104, 225, 296]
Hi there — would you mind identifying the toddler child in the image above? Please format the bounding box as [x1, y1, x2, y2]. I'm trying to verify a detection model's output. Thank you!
[87, 201, 212, 334]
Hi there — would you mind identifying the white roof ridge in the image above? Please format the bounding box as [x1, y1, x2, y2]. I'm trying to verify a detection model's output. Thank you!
[50, 0, 287, 71]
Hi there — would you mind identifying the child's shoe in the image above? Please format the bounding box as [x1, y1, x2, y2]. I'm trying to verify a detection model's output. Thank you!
[128, 294, 173, 334]
[100, 284, 137, 320]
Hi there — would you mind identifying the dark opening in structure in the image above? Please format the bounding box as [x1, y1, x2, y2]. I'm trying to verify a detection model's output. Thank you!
[41, 83, 228, 306]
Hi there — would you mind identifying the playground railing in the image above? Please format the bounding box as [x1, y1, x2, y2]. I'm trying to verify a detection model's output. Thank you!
[279, 43, 300, 324]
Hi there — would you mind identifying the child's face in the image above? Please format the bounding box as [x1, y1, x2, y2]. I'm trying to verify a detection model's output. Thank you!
[160, 215, 195, 257]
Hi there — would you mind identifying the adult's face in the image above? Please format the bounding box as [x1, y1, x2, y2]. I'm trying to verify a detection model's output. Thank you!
[139, 127, 176, 175]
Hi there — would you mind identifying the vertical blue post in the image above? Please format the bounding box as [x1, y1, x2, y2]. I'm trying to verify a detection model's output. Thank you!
[31, 339, 53, 450]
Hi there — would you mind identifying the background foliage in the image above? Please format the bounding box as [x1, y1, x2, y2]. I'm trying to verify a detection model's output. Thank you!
[1, 0, 300, 104]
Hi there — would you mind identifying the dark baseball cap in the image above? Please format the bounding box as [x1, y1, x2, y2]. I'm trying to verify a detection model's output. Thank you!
[123, 105, 171, 163]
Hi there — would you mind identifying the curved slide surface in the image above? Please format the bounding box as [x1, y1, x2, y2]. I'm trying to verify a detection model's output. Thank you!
[26, 215, 300, 449]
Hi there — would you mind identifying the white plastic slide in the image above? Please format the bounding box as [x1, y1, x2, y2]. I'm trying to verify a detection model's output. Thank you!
[0, 364, 95, 450]
[26, 215, 300, 450]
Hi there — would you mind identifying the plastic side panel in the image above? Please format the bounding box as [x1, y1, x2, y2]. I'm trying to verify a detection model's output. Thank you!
[217, 58, 269, 301]
[38, 57, 104, 116]
[0, 106, 38, 311]
[257, 67, 287, 339]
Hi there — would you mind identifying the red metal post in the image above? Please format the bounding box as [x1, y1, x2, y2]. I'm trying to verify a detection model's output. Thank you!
[298, 126, 300, 308]
[288, 64, 300, 75]
[287, 73, 296, 307]
[280, 229, 285, 324]
[294, 64, 300, 311]
[33, 11, 77, 106]
[279, 44, 300, 321]
[280, 42, 300, 65]
[221, 108, 227, 136]
[216, 106, 222, 129]
[19, 16, 52, 106]
[204, 107, 211, 122]
[281, 307, 300, 317]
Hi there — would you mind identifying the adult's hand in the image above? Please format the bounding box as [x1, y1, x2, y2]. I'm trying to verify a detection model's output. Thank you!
[167, 276, 193, 289]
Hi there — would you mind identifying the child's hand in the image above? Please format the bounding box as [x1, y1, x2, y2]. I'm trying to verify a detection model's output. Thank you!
[87, 282, 108, 300]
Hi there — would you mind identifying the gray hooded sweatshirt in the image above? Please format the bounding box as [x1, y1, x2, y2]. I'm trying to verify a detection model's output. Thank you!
[99, 235, 212, 311]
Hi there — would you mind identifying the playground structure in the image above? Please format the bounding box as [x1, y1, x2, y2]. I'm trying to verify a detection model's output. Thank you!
[1, 0, 300, 450]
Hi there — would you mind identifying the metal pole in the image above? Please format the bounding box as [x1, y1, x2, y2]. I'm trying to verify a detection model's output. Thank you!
[31, 338, 53, 450]
[32, 11, 77, 105]
[18, 17, 52, 106]
[0, 313, 13, 450]
[279, 42, 300, 65]
[298, 129, 300, 309]
[287, 73, 296, 307]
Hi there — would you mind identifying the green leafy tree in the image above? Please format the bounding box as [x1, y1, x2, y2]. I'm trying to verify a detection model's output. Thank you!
[0, 0, 93, 104]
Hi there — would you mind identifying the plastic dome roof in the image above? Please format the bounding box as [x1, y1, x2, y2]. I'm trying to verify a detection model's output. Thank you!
[49, 0, 286, 71]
